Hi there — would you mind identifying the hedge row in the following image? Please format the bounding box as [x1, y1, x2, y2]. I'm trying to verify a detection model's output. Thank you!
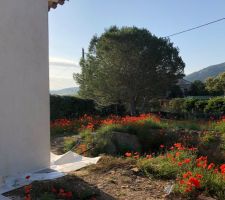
[50, 95, 126, 120]
[162, 97, 225, 119]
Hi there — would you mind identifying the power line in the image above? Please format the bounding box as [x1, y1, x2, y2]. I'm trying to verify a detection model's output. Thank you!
[165, 17, 225, 38]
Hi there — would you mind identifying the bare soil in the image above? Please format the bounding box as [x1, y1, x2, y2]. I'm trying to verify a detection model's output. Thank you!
[5, 156, 173, 200]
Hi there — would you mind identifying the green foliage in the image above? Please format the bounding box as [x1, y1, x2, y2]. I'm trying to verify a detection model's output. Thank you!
[170, 121, 202, 131]
[137, 150, 195, 179]
[199, 132, 225, 163]
[50, 95, 96, 120]
[188, 80, 208, 96]
[204, 97, 225, 114]
[81, 119, 169, 156]
[206, 72, 225, 95]
[214, 121, 225, 133]
[75, 26, 185, 115]
[63, 138, 76, 152]
[137, 148, 225, 199]
[50, 124, 77, 136]
[168, 98, 185, 113]
[50, 95, 126, 120]
[165, 97, 225, 119]
[137, 156, 179, 179]
[39, 193, 56, 200]
[168, 85, 184, 98]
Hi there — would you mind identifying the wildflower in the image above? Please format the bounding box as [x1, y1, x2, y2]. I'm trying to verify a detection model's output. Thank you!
[25, 176, 30, 180]
[174, 143, 182, 148]
[188, 177, 200, 188]
[183, 171, 192, 179]
[220, 164, 225, 174]
[178, 162, 183, 167]
[189, 147, 197, 151]
[207, 163, 215, 170]
[146, 154, 152, 159]
[195, 174, 203, 179]
[183, 158, 191, 164]
[160, 144, 164, 148]
[175, 152, 180, 157]
[125, 152, 132, 157]
[179, 180, 185, 184]
[169, 146, 174, 150]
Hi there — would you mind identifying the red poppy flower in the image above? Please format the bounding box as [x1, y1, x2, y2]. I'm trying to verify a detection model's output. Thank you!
[125, 152, 132, 157]
[207, 163, 215, 170]
[188, 177, 201, 188]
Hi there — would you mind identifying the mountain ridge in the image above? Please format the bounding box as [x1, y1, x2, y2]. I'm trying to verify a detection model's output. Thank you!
[50, 87, 79, 96]
[185, 62, 225, 82]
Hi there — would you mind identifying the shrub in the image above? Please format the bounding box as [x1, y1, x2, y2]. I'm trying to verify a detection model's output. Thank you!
[204, 97, 225, 115]
[183, 98, 198, 113]
[132, 143, 225, 199]
[162, 97, 225, 119]
[50, 95, 126, 121]
[168, 98, 185, 113]
[137, 147, 196, 179]
[63, 138, 76, 152]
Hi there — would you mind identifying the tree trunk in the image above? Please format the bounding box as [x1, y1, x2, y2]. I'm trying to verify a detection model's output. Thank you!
[130, 97, 136, 116]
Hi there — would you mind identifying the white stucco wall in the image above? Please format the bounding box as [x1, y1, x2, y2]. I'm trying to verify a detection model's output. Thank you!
[0, 0, 50, 185]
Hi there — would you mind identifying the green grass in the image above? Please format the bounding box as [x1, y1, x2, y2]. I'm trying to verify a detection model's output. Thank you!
[136, 148, 225, 199]
[63, 138, 76, 152]
[167, 120, 208, 131]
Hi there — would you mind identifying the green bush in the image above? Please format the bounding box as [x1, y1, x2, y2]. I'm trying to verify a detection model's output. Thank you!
[164, 97, 225, 119]
[50, 95, 96, 120]
[168, 98, 185, 113]
[137, 150, 195, 179]
[205, 97, 225, 114]
[136, 147, 225, 199]
[81, 120, 191, 156]
[50, 95, 126, 120]
[64, 138, 77, 152]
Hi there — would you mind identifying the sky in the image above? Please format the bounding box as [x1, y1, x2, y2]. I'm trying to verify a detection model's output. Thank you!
[49, 0, 225, 90]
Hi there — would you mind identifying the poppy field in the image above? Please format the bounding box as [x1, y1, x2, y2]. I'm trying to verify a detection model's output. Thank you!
[8, 114, 224, 199]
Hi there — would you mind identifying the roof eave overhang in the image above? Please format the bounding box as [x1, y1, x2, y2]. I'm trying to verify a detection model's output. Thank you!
[48, 0, 67, 11]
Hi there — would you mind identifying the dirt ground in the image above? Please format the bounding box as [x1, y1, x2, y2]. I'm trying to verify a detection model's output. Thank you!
[72, 157, 172, 200]
[5, 156, 175, 200]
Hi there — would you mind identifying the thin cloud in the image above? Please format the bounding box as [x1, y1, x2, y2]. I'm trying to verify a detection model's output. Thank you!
[49, 57, 80, 68]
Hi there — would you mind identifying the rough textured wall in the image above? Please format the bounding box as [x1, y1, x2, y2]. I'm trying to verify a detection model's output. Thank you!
[0, 0, 50, 184]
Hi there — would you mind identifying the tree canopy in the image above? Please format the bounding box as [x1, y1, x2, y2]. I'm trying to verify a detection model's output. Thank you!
[188, 80, 209, 96]
[206, 72, 225, 95]
[74, 26, 185, 115]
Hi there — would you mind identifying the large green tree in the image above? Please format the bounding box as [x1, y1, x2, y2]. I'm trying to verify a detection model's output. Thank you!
[74, 26, 185, 115]
[206, 72, 225, 95]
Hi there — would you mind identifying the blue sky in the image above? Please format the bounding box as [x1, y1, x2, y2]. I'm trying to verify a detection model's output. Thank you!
[49, 0, 225, 90]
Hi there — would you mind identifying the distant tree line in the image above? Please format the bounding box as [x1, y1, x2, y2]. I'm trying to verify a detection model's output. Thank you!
[169, 73, 225, 98]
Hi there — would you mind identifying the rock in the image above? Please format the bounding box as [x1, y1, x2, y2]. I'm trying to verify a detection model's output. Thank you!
[111, 131, 141, 153]
[131, 167, 139, 173]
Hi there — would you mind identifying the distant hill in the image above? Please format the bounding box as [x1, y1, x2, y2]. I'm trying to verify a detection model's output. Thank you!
[185, 62, 225, 82]
[50, 87, 79, 96]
